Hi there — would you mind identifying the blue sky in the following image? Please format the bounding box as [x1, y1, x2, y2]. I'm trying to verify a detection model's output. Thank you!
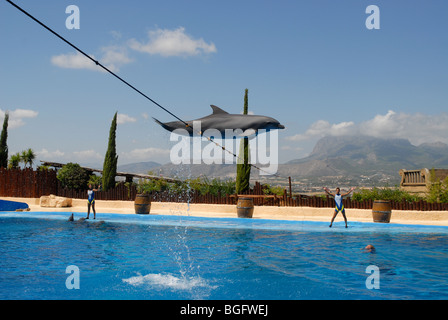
[1, 0, 447, 168]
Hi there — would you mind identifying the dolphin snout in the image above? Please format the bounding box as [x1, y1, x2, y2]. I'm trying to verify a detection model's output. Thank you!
[278, 124, 285, 129]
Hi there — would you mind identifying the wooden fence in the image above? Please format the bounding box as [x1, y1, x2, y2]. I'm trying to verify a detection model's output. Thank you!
[1, 168, 447, 211]
[0, 168, 58, 198]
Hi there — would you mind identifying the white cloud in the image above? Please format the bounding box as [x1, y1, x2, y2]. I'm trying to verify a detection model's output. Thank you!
[36, 149, 102, 164]
[121, 147, 170, 162]
[36, 148, 65, 161]
[110, 30, 123, 40]
[0, 108, 38, 129]
[51, 46, 132, 72]
[286, 110, 448, 145]
[100, 46, 133, 72]
[73, 150, 103, 161]
[51, 52, 102, 72]
[361, 110, 448, 145]
[129, 27, 217, 57]
[117, 113, 137, 125]
[286, 119, 354, 142]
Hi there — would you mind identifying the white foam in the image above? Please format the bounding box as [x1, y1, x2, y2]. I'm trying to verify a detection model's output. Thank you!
[123, 273, 216, 291]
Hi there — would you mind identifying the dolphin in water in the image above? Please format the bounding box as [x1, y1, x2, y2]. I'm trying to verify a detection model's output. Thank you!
[153, 105, 285, 138]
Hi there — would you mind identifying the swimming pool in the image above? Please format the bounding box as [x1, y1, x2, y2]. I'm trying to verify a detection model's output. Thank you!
[1, 211, 447, 300]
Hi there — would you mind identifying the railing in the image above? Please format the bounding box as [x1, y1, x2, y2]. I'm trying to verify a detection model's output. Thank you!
[400, 169, 426, 186]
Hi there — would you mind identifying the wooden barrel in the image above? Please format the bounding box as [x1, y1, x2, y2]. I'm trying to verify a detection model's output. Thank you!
[134, 193, 151, 214]
[372, 200, 392, 223]
[237, 197, 254, 218]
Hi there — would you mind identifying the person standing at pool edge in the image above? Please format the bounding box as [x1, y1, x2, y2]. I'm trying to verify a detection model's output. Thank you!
[87, 184, 101, 219]
[323, 187, 355, 228]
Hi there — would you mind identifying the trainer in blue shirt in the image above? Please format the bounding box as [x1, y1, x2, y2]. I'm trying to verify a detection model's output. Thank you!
[323, 187, 355, 228]
[87, 184, 101, 219]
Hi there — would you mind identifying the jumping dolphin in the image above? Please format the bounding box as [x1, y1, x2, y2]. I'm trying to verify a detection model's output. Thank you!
[153, 105, 285, 138]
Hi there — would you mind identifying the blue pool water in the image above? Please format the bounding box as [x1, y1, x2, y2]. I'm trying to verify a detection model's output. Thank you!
[1, 211, 447, 300]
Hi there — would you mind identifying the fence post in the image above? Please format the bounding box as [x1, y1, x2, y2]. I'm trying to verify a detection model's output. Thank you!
[288, 176, 292, 198]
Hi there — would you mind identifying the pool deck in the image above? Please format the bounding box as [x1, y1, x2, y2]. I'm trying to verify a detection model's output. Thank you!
[2, 196, 448, 226]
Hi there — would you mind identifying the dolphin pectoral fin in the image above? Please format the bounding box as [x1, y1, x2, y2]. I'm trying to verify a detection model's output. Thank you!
[210, 105, 229, 115]
[239, 129, 257, 137]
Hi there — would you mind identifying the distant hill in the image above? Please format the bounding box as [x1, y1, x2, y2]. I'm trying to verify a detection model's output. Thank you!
[117, 161, 161, 174]
[286, 135, 448, 178]
[152, 163, 239, 179]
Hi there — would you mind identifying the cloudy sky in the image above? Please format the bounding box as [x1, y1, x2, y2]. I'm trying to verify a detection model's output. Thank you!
[1, 0, 447, 168]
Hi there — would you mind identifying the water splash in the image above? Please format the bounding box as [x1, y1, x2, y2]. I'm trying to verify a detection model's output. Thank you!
[123, 273, 216, 291]
[123, 272, 218, 299]
[144, 164, 210, 298]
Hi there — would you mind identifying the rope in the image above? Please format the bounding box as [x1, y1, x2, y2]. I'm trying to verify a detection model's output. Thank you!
[5, 0, 281, 178]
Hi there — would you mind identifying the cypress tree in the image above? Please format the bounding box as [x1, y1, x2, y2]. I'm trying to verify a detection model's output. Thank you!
[0, 112, 9, 168]
[102, 112, 118, 191]
[236, 89, 251, 194]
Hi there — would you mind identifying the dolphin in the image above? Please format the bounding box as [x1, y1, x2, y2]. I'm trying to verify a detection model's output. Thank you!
[153, 105, 285, 138]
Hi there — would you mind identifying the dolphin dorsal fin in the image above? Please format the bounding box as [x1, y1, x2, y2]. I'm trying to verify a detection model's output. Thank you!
[210, 105, 229, 115]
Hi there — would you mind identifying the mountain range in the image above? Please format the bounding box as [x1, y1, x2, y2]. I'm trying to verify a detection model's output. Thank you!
[286, 136, 448, 177]
[117, 161, 161, 174]
[117, 136, 448, 185]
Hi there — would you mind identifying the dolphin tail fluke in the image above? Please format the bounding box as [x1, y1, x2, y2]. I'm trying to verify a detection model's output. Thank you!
[153, 117, 172, 132]
[153, 117, 163, 126]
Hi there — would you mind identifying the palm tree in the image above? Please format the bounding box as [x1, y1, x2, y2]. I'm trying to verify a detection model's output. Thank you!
[22, 148, 36, 168]
[8, 153, 21, 169]
[21, 150, 27, 167]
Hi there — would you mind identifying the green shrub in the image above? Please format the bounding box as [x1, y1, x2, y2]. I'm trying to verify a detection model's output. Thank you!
[427, 169, 448, 203]
[136, 176, 236, 197]
[206, 177, 236, 196]
[181, 176, 236, 196]
[262, 184, 285, 196]
[57, 163, 89, 190]
[352, 185, 422, 203]
[137, 178, 168, 194]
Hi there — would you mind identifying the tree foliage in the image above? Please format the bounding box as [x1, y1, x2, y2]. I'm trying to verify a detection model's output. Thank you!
[21, 148, 36, 168]
[352, 186, 422, 203]
[7, 148, 36, 169]
[8, 153, 21, 169]
[236, 89, 251, 194]
[136, 175, 236, 196]
[102, 112, 118, 191]
[0, 112, 9, 168]
[427, 168, 448, 203]
[57, 162, 89, 190]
